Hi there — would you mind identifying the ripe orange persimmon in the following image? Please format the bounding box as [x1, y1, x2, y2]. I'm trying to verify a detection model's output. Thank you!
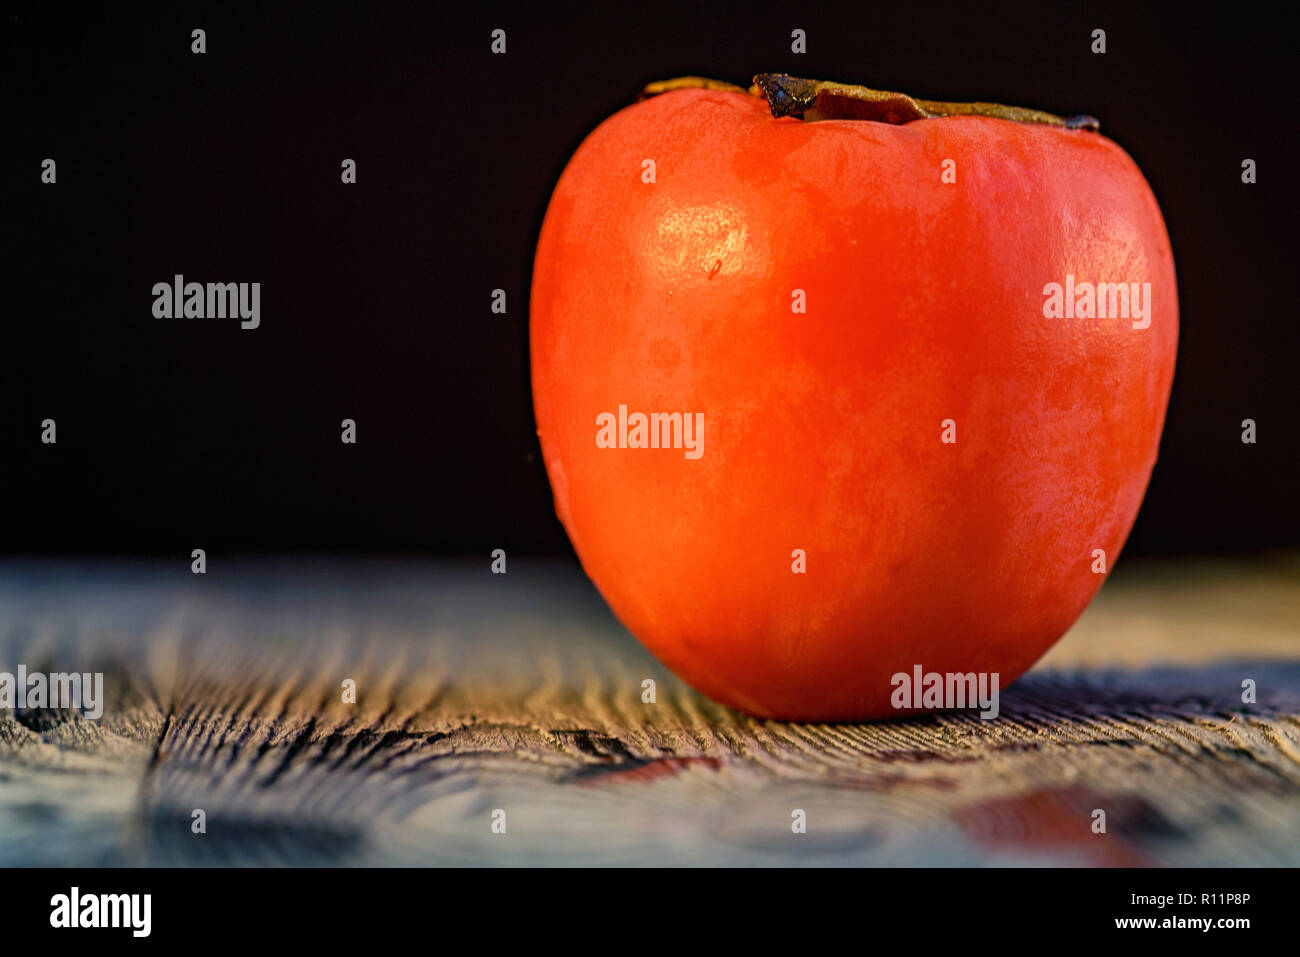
[530, 75, 1178, 720]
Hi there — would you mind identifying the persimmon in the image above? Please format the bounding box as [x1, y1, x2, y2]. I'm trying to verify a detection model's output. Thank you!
[530, 74, 1178, 720]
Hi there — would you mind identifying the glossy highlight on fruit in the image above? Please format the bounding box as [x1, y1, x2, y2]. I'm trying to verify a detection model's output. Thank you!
[530, 74, 1178, 721]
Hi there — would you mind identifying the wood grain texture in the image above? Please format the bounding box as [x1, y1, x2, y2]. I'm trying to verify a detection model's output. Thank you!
[1, 555, 1297, 866]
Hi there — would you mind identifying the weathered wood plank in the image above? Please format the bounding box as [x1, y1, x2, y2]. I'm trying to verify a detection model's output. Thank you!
[0, 556, 1297, 865]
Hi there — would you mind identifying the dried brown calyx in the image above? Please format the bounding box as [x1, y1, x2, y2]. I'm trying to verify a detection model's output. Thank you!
[641, 74, 1100, 131]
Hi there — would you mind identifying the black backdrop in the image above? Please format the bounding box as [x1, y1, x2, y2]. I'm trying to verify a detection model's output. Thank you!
[3, 1, 1295, 556]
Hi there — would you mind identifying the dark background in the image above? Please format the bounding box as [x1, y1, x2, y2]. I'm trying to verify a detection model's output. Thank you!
[2, 1, 1295, 557]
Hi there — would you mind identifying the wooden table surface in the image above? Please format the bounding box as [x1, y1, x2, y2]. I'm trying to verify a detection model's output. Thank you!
[1, 555, 1297, 866]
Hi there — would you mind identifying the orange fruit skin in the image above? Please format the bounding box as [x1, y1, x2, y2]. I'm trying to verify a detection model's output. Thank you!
[530, 88, 1178, 721]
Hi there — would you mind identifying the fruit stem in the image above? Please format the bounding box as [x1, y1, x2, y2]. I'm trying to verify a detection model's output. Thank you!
[641, 74, 1099, 131]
